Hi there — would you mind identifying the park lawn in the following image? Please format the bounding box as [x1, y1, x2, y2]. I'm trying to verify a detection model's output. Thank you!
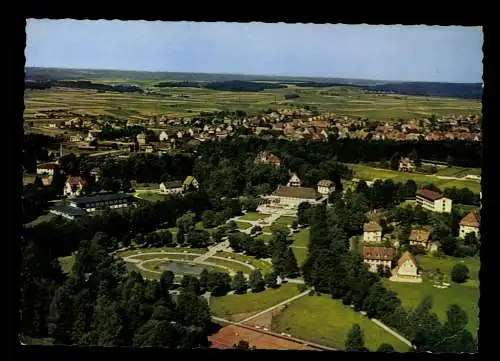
[206, 257, 254, 274]
[382, 279, 478, 336]
[210, 283, 300, 318]
[117, 247, 205, 258]
[239, 212, 270, 221]
[235, 221, 252, 230]
[292, 228, 310, 248]
[274, 216, 297, 226]
[218, 252, 272, 274]
[273, 295, 409, 352]
[128, 253, 199, 261]
[125, 262, 160, 280]
[272, 295, 411, 352]
[58, 256, 75, 275]
[257, 233, 272, 242]
[291, 247, 308, 267]
[261, 226, 272, 234]
[416, 255, 480, 288]
[136, 191, 169, 202]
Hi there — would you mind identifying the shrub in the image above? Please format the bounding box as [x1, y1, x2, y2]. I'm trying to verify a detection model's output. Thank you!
[297, 284, 307, 293]
[451, 263, 470, 284]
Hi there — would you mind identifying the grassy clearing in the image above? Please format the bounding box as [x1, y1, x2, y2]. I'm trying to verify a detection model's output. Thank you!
[218, 252, 272, 274]
[382, 255, 479, 335]
[261, 226, 272, 233]
[291, 247, 308, 267]
[272, 295, 411, 352]
[117, 247, 205, 258]
[135, 191, 170, 202]
[58, 256, 75, 274]
[128, 253, 199, 261]
[347, 163, 481, 194]
[274, 216, 297, 226]
[256, 233, 272, 242]
[235, 221, 252, 230]
[210, 283, 300, 318]
[291, 228, 310, 248]
[239, 212, 270, 221]
[206, 257, 254, 274]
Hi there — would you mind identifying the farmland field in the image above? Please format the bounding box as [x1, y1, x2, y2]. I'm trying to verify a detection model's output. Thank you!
[347, 163, 481, 193]
[24, 82, 481, 122]
[272, 295, 411, 352]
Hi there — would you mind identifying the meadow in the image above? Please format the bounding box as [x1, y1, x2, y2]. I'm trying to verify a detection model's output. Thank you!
[24, 80, 482, 122]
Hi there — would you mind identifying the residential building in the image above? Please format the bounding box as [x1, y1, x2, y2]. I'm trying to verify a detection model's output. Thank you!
[159, 181, 184, 195]
[398, 157, 415, 172]
[264, 185, 323, 210]
[145, 145, 154, 153]
[317, 180, 335, 196]
[63, 176, 88, 198]
[70, 134, 84, 142]
[415, 189, 452, 213]
[136, 133, 147, 146]
[363, 221, 383, 244]
[86, 130, 101, 143]
[49, 204, 87, 220]
[459, 211, 480, 238]
[36, 162, 58, 176]
[254, 151, 281, 167]
[68, 193, 136, 212]
[362, 246, 396, 273]
[159, 131, 169, 142]
[390, 251, 422, 283]
[409, 229, 432, 249]
[183, 176, 199, 191]
[287, 173, 302, 187]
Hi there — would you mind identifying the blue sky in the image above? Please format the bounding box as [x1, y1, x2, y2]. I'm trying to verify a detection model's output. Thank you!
[26, 20, 483, 83]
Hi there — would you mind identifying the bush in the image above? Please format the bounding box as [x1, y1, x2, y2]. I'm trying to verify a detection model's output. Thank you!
[297, 284, 307, 293]
[409, 244, 427, 256]
[451, 263, 470, 284]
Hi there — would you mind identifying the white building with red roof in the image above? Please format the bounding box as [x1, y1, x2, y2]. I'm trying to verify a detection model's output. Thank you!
[390, 251, 422, 283]
[317, 180, 335, 196]
[363, 221, 383, 244]
[63, 176, 88, 198]
[415, 188, 452, 213]
[459, 211, 480, 238]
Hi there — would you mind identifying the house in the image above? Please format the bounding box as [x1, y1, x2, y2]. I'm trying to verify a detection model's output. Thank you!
[254, 151, 281, 167]
[159, 180, 184, 195]
[70, 134, 84, 142]
[159, 131, 169, 142]
[398, 157, 415, 172]
[36, 162, 58, 176]
[145, 145, 154, 153]
[287, 173, 302, 187]
[183, 176, 199, 191]
[390, 251, 422, 283]
[90, 168, 101, 182]
[415, 189, 452, 213]
[362, 246, 396, 273]
[409, 229, 432, 249]
[86, 130, 101, 143]
[459, 211, 480, 238]
[317, 180, 335, 195]
[40, 175, 53, 186]
[136, 133, 147, 146]
[68, 193, 136, 212]
[363, 221, 383, 244]
[63, 176, 88, 198]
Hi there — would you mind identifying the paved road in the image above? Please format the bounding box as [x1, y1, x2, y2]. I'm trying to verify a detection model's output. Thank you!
[371, 318, 415, 349]
[235, 289, 311, 325]
[193, 240, 230, 263]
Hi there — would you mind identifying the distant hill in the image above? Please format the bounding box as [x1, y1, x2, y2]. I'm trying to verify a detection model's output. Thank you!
[25, 67, 482, 99]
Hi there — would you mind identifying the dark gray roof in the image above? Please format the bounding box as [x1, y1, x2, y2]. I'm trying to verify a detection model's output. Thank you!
[50, 204, 87, 217]
[162, 181, 183, 189]
[71, 192, 135, 206]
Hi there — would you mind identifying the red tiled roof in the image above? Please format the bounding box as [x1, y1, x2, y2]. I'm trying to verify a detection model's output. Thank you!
[67, 176, 87, 187]
[409, 229, 431, 243]
[38, 162, 58, 170]
[397, 251, 418, 268]
[317, 179, 334, 187]
[459, 211, 480, 228]
[363, 246, 395, 261]
[273, 186, 321, 200]
[363, 221, 382, 232]
[416, 188, 444, 201]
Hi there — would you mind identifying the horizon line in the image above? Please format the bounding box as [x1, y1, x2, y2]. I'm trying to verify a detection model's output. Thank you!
[25, 65, 482, 85]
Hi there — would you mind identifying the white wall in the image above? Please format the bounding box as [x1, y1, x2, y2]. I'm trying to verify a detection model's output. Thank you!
[459, 225, 480, 238]
[363, 231, 382, 243]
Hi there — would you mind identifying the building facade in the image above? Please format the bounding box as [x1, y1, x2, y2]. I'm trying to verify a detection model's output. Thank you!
[362, 246, 395, 273]
[409, 229, 432, 249]
[390, 251, 422, 283]
[317, 180, 335, 196]
[459, 211, 480, 238]
[363, 221, 383, 244]
[63, 176, 87, 198]
[160, 181, 184, 195]
[415, 189, 452, 213]
[68, 193, 136, 212]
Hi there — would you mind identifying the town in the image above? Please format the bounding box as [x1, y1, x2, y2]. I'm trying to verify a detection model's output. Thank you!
[20, 21, 481, 353]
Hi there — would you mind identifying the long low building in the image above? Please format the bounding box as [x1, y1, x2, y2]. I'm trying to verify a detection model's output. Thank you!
[49, 204, 87, 220]
[415, 188, 452, 213]
[68, 193, 137, 212]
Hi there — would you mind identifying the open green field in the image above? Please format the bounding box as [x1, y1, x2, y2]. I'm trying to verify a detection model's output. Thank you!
[239, 212, 270, 221]
[24, 83, 481, 122]
[235, 221, 252, 230]
[218, 252, 272, 274]
[272, 295, 411, 352]
[206, 257, 254, 274]
[435, 166, 481, 178]
[292, 228, 310, 247]
[135, 191, 169, 202]
[210, 283, 300, 318]
[117, 247, 205, 258]
[292, 247, 308, 267]
[261, 226, 272, 234]
[382, 255, 479, 335]
[347, 163, 481, 194]
[274, 216, 297, 226]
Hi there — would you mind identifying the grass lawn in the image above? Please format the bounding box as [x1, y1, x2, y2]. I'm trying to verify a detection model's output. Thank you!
[274, 216, 297, 226]
[117, 247, 205, 258]
[235, 221, 252, 230]
[129, 253, 199, 261]
[347, 163, 481, 194]
[239, 212, 270, 221]
[272, 295, 411, 352]
[291, 228, 310, 248]
[210, 283, 300, 318]
[382, 255, 479, 335]
[136, 191, 170, 202]
[257, 233, 272, 242]
[58, 256, 74, 274]
[261, 226, 272, 234]
[217, 252, 272, 274]
[206, 257, 254, 274]
[292, 247, 308, 267]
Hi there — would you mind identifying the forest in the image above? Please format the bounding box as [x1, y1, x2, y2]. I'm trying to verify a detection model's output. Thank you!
[24, 80, 144, 93]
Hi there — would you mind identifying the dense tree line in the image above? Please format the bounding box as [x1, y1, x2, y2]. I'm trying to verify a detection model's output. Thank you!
[154, 80, 286, 92]
[23, 133, 62, 173]
[25, 80, 144, 93]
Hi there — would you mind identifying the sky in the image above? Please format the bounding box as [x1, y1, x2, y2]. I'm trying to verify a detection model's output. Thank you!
[26, 20, 483, 83]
